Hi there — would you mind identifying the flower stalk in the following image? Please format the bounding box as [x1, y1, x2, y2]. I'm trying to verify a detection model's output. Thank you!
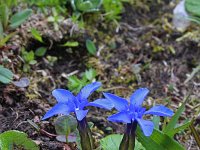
[77, 117, 94, 150]
[120, 121, 137, 150]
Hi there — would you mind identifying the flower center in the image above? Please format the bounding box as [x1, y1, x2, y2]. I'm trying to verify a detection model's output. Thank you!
[129, 106, 146, 119]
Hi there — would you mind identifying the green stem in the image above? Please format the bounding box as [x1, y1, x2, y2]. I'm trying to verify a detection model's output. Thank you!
[77, 117, 94, 150]
[119, 121, 137, 150]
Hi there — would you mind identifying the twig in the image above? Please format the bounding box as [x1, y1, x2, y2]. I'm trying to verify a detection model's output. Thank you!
[189, 119, 200, 148]
[193, 103, 200, 110]
[184, 64, 200, 84]
[40, 129, 57, 138]
[61, 70, 79, 79]
[100, 86, 128, 92]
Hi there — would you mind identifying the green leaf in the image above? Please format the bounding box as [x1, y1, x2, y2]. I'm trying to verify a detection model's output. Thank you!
[0, 32, 16, 47]
[74, 0, 101, 12]
[35, 47, 47, 57]
[84, 68, 96, 81]
[61, 41, 79, 47]
[152, 116, 160, 130]
[29, 60, 37, 65]
[102, 0, 123, 20]
[86, 39, 97, 55]
[136, 128, 164, 150]
[23, 64, 30, 72]
[135, 139, 146, 150]
[185, 0, 200, 18]
[100, 134, 123, 150]
[166, 121, 191, 137]
[0, 130, 39, 150]
[47, 16, 55, 22]
[100, 134, 145, 150]
[23, 50, 35, 63]
[0, 4, 9, 29]
[10, 9, 32, 29]
[136, 127, 185, 150]
[91, 0, 102, 8]
[189, 121, 200, 147]
[0, 65, 13, 84]
[77, 1, 94, 12]
[67, 75, 86, 93]
[55, 115, 77, 138]
[0, 22, 3, 38]
[31, 28, 44, 43]
[163, 95, 190, 135]
[150, 129, 185, 150]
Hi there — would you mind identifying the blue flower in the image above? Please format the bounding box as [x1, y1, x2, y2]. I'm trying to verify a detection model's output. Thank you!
[104, 88, 174, 136]
[43, 82, 113, 121]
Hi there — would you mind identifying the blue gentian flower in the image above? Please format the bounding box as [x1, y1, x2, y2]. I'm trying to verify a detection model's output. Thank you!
[43, 82, 113, 121]
[104, 88, 174, 136]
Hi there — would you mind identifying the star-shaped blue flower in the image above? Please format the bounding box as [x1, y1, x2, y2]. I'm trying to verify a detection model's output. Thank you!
[43, 82, 113, 121]
[104, 88, 174, 136]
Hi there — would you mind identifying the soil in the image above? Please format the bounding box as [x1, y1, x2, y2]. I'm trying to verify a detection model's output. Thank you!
[0, 1, 200, 150]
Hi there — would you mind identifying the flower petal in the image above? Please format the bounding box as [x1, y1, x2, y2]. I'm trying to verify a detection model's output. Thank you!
[52, 89, 75, 103]
[144, 105, 174, 117]
[136, 118, 154, 136]
[130, 88, 149, 107]
[75, 109, 89, 121]
[76, 82, 101, 101]
[103, 93, 128, 111]
[108, 112, 131, 123]
[88, 98, 114, 110]
[42, 103, 72, 120]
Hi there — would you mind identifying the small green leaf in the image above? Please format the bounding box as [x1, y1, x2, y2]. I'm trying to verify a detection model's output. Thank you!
[35, 47, 47, 57]
[152, 116, 160, 130]
[29, 60, 37, 65]
[23, 64, 30, 72]
[136, 127, 185, 150]
[0, 32, 16, 47]
[23, 50, 35, 63]
[84, 68, 96, 81]
[0, 4, 9, 29]
[135, 139, 146, 150]
[100, 134, 123, 150]
[163, 94, 190, 135]
[47, 16, 55, 22]
[55, 115, 77, 138]
[100, 134, 145, 150]
[73, 0, 101, 12]
[0, 22, 3, 38]
[77, 1, 94, 12]
[31, 28, 44, 43]
[0, 130, 39, 150]
[190, 121, 200, 147]
[10, 9, 32, 29]
[86, 39, 97, 55]
[61, 41, 79, 47]
[67, 75, 86, 94]
[150, 129, 185, 150]
[167, 121, 191, 137]
[136, 128, 164, 150]
[88, 122, 94, 129]
[185, 0, 200, 18]
[27, 51, 34, 61]
[0, 66, 13, 84]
